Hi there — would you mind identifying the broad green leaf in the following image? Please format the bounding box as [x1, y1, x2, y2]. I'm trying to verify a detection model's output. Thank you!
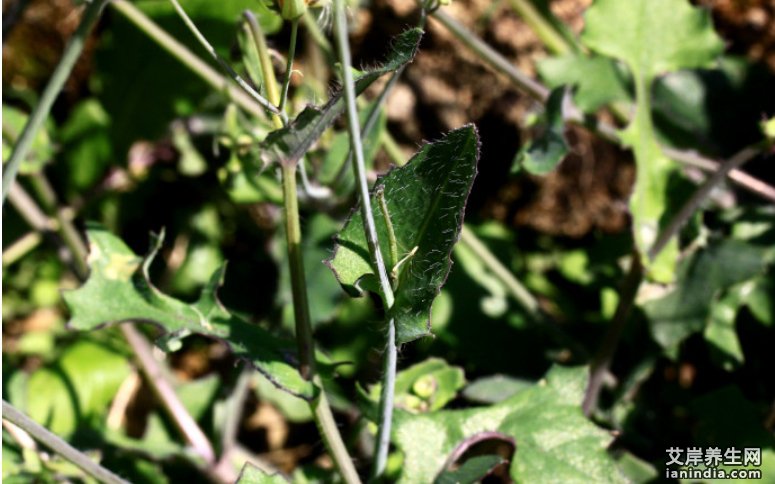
[434, 455, 505, 484]
[376, 366, 625, 483]
[6, 340, 130, 438]
[261, 28, 422, 167]
[2, 104, 55, 174]
[704, 285, 746, 370]
[582, 0, 724, 282]
[254, 373, 312, 423]
[63, 224, 319, 399]
[462, 375, 532, 405]
[327, 125, 480, 344]
[513, 87, 570, 175]
[369, 358, 466, 413]
[746, 276, 773, 326]
[236, 463, 289, 484]
[538, 54, 631, 112]
[643, 239, 765, 355]
[58, 99, 113, 191]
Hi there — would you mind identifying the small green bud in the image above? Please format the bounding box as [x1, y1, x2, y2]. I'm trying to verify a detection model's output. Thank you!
[412, 375, 437, 399]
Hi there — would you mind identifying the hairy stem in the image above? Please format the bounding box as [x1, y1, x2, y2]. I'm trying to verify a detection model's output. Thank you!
[168, 0, 279, 115]
[2, 0, 108, 206]
[2, 400, 131, 484]
[244, 14, 359, 481]
[332, 1, 397, 478]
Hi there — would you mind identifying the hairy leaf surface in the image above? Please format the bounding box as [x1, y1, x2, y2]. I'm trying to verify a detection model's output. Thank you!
[327, 126, 480, 344]
[261, 28, 422, 167]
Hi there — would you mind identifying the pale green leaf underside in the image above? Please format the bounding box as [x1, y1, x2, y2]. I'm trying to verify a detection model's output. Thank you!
[236, 463, 289, 484]
[327, 125, 480, 345]
[63, 225, 318, 400]
[261, 28, 422, 167]
[581, 0, 724, 282]
[387, 366, 626, 483]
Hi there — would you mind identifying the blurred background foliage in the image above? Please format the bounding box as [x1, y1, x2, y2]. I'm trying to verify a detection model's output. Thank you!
[2, 0, 774, 481]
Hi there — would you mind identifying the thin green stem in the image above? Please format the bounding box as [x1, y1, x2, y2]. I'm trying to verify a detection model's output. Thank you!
[281, 161, 361, 484]
[111, 0, 265, 118]
[376, 187, 398, 272]
[243, 11, 286, 128]
[431, 8, 775, 203]
[506, 0, 573, 55]
[281, 163, 316, 379]
[279, 18, 300, 114]
[2, 400, 130, 484]
[2, 0, 108, 206]
[168, 0, 280, 116]
[2, 232, 42, 267]
[244, 14, 359, 480]
[332, 1, 396, 478]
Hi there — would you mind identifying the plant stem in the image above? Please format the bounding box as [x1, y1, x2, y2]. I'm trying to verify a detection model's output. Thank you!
[650, 144, 768, 259]
[244, 13, 359, 481]
[460, 226, 539, 317]
[430, 9, 775, 203]
[243, 11, 285, 129]
[332, 1, 397, 478]
[279, 18, 300, 114]
[2, 232, 42, 267]
[110, 0, 265, 118]
[8, 180, 219, 470]
[168, 0, 280, 116]
[1, 0, 108, 206]
[2, 400, 131, 484]
[582, 253, 643, 416]
[506, 0, 573, 55]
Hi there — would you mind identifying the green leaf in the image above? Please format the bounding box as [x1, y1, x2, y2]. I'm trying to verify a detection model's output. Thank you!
[6, 340, 130, 438]
[260, 28, 422, 167]
[538, 54, 631, 112]
[462, 375, 532, 405]
[327, 125, 480, 344]
[513, 87, 570, 175]
[381, 366, 625, 483]
[369, 358, 466, 413]
[236, 463, 289, 484]
[704, 286, 746, 370]
[2, 104, 55, 174]
[434, 455, 505, 484]
[58, 99, 113, 191]
[644, 239, 765, 355]
[63, 224, 319, 399]
[582, 0, 724, 282]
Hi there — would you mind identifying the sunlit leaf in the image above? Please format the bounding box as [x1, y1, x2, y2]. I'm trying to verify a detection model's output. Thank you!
[513, 87, 570, 175]
[366, 366, 625, 483]
[63, 224, 319, 399]
[582, 0, 724, 282]
[327, 125, 480, 344]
